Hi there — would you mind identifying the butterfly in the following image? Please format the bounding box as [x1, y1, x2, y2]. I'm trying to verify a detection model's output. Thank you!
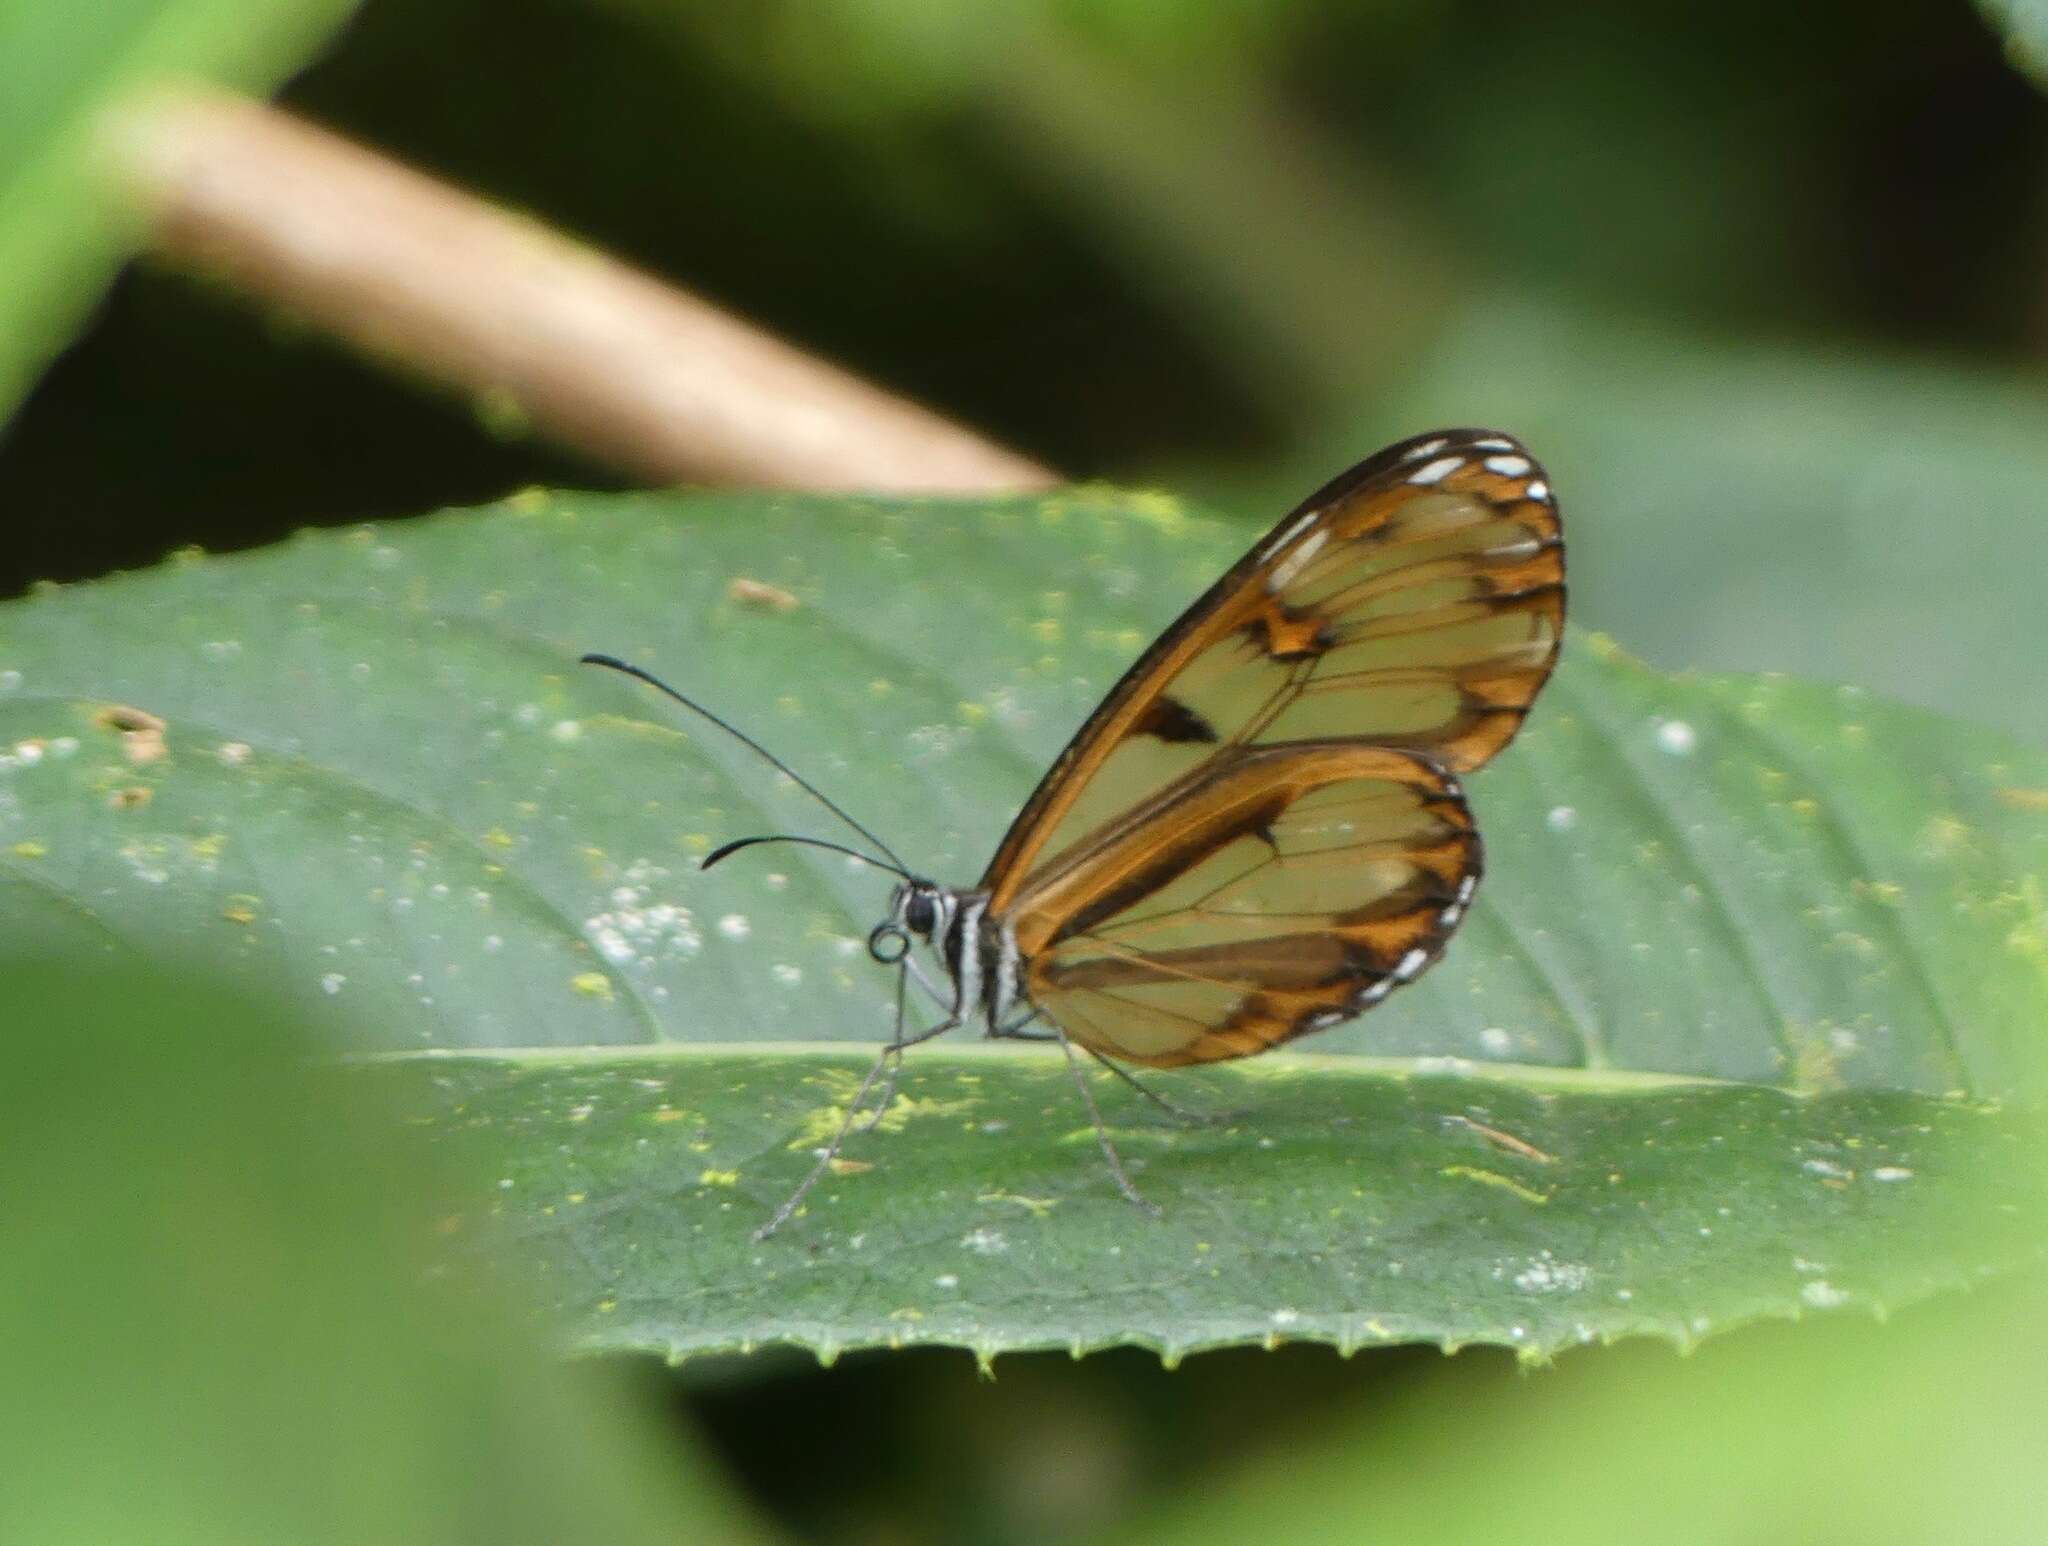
[584, 427, 1564, 1235]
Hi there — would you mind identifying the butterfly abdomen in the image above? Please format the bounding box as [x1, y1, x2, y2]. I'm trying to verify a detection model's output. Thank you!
[985, 914, 1024, 1030]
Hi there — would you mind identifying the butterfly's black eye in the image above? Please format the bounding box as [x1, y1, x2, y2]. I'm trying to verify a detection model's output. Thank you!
[868, 924, 909, 963]
[904, 891, 937, 935]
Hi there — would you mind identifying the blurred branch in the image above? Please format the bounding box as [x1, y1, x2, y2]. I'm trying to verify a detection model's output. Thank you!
[101, 89, 1056, 494]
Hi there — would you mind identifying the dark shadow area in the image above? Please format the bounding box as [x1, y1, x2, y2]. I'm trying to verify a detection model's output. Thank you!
[660, 1339, 1511, 1545]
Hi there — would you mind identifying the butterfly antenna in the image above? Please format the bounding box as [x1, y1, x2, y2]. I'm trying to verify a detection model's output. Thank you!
[580, 653, 913, 874]
[703, 833, 908, 877]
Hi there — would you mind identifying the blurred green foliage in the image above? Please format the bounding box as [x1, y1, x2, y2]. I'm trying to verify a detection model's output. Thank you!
[0, 0, 359, 417]
[1122, 1261, 2048, 1546]
[0, 954, 769, 1544]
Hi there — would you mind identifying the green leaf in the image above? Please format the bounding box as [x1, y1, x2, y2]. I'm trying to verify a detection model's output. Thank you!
[0, 0, 359, 426]
[0, 488, 2039, 1084]
[1978, 0, 2048, 90]
[0, 486, 2041, 1361]
[374, 1044, 2046, 1364]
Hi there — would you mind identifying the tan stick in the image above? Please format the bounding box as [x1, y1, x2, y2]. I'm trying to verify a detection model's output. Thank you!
[101, 90, 1057, 494]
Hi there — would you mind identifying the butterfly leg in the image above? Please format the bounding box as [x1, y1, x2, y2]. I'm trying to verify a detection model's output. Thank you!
[849, 1051, 903, 1134]
[754, 966, 958, 1240]
[901, 951, 953, 1011]
[846, 966, 912, 1133]
[1052, 1019, 1161, 1219]
[994, 1011, 1215, 1127]
[1081, 1046, 1220, 1128]
[852, 952, 963, 1131]
[989, 1007, 1047, 1039]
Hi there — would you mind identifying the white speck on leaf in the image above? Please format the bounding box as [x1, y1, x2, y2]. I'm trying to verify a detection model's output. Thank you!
[1655, 719, 1697, 755]
[1513, 1253, 1590, 1294]
[584, 884, 702, 966]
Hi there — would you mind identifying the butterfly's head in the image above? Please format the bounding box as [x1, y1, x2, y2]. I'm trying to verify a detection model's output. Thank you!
[869, 879, 943, 963]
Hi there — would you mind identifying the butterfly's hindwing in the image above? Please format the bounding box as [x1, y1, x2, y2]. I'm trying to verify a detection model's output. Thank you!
[1010, 743, 1478, 1066]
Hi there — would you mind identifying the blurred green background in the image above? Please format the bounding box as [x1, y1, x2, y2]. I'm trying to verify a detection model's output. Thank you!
[4, 1, 2047, 1541]
[7, 0, 2048, 745]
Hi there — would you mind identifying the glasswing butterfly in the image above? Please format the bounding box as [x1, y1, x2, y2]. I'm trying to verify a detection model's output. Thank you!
[584, 427, 1564, 1236]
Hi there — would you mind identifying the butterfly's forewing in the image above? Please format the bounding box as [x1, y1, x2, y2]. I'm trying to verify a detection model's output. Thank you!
[981, 428, 1562, 1065]
[1013, 743, 1478, 1067]
[983, 429, 1562, 909]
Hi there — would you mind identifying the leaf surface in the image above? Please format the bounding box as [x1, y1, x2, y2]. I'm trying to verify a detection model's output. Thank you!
[375, 1044, 2046, 1363]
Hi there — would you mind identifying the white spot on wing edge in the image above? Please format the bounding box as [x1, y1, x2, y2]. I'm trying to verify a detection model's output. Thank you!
[1402, 436, 1449, 462]
[1392, 946, 1431, 981]
[1470, 436, 1516, 451]
[1261, 509, 1321, 558]
[1524, 480, 1551, 503]
[1408, 456, 1463, 486]
[1265, 527, 1330, 592]
[1483, 454, 1532, 477]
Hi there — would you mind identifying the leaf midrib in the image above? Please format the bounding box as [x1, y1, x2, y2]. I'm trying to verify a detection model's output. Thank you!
[373, 1040, 1767, 1096]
